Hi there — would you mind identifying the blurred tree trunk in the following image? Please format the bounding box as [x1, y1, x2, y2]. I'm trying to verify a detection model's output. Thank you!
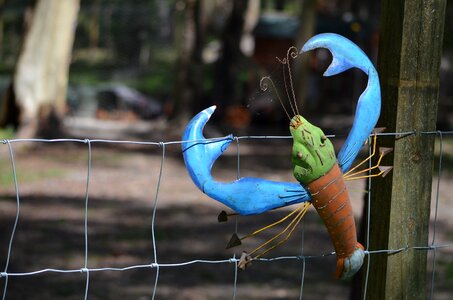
[0, 0, 6, 60]
[0, 0, 80, 138]
[103, 3, 114, 54]
[171, 0, 204, 123]
[274, 0, 286, 11]
[294, 0, 316, 112]
[212, 0, 248, 111]
[88, 0, 100, 50]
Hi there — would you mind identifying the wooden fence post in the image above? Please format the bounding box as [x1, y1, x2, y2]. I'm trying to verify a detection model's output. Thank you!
[364, 0, 446, 299]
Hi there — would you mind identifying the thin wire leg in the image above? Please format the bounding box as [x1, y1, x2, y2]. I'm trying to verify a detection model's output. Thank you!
[255, 208, 307, 258]
[344, 133, 377, 177]
[251, 204, 309, 258]
[240, 205, 306, 241]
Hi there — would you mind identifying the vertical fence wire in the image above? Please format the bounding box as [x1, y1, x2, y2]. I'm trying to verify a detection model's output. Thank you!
[1, 141, 20, 300]
[150, 143, 165, 300]
[429, 131, 443, 300]
[232, 137, 241, 299]
[234, 137, 240, 235]
[83, 140, 92, 300]
[362, 135, 373, 300]
[298, 219, 306, 300]
[235, 136, 241, 180]
[232, 253, 238, 300]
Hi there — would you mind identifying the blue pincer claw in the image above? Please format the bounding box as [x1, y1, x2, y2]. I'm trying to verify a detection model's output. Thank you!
[182, 106, 311, 216]
[302, 33, 381, 172]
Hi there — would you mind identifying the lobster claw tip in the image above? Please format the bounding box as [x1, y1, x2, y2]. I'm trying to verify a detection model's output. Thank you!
[379, 147, 393, 156]
[299, 44, 310, 53]
[205, 105, 217, 115]
[378, 166, 393, 177]
[374, 127, 387, 134]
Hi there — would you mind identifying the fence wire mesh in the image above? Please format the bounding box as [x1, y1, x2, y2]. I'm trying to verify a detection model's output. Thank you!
[1, 130, 452, 299]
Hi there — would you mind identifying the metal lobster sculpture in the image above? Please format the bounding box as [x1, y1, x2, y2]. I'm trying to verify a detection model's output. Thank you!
[182, 33, 383, 279]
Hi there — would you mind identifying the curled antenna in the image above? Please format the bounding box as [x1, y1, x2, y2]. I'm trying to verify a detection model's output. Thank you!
[276, 46, 300, 116]
[260, 76, 291, 121]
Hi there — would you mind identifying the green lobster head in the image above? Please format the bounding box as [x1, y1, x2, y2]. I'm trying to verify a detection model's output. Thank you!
[290, 115, 336, 184]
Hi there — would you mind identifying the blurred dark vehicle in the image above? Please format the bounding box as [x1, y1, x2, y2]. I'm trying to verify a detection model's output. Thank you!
[67, 84, 163, 120]
[96, 85, 162, 120]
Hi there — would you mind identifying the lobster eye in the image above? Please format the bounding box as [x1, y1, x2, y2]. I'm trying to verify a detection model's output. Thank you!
[320, 135, 327, 144]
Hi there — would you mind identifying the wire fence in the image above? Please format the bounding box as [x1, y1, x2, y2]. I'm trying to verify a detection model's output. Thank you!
[1, 130, 453, 299]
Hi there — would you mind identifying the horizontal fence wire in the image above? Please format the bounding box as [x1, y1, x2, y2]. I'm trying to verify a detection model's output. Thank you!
[1, 130, 452, 299]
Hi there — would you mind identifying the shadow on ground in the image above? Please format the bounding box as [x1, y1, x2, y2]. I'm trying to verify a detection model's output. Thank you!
[0, 194, 350, 300]
[1, 194, 452, 300]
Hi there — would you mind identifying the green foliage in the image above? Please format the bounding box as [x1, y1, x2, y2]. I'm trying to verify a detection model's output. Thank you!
[446, 261, 453, 283]
[0, 160, 65, 188]
[133, 72, 172, 97]
[69, 64, 112, 85]
[128, 52, 176, 98]
[261, 0, 301, 16]
[0, 126, 14, 140]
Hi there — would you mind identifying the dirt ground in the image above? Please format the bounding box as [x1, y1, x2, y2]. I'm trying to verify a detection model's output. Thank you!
[0, 120, 452, 300]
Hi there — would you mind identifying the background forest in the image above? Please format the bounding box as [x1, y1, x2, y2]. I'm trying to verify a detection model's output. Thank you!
[0, 0, 451, 140]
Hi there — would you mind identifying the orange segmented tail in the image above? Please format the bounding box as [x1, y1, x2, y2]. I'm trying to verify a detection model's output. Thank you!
[307, 163, 363, 278]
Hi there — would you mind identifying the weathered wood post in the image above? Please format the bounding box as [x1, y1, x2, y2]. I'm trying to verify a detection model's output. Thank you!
[364, 0, 446, 299]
